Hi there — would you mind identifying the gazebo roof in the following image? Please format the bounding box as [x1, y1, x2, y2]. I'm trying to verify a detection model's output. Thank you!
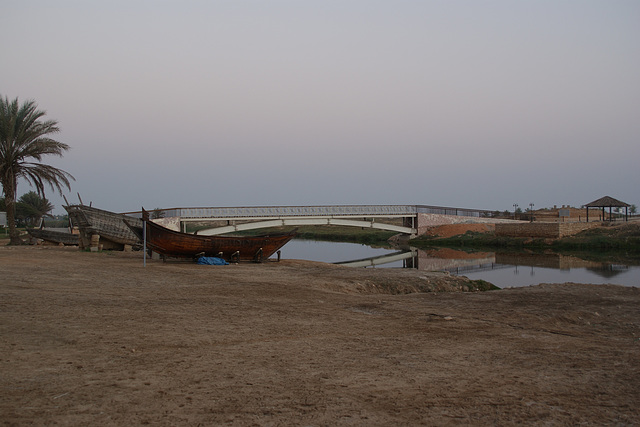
[585, 196, 630, 208]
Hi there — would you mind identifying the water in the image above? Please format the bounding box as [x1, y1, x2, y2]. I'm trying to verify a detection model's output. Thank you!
[280, 239, 402, 265]
[459, 264, 639, 288]
[278, 239, 640, 288]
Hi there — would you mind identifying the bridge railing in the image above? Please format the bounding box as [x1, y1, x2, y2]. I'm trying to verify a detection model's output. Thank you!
[128, 204, 500, 219]
[416, 205, 497, 218]
[158, 205, 418, 219]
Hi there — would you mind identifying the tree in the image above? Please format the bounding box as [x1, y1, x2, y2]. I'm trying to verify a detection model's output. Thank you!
[0, 96, 74, 244]
[16, 191, 54, 227]
[150, 208, 165, 219]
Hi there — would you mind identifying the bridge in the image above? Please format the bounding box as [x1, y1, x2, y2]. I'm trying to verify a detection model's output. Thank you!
[145, 204, 504, 237]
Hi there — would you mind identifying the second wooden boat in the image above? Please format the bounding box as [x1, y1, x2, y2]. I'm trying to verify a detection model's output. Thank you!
[64, 204, 142, 250]
[27, 228, 80, 246]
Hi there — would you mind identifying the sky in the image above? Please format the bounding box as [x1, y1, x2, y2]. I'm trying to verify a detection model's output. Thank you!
[2, 0, 639, 215]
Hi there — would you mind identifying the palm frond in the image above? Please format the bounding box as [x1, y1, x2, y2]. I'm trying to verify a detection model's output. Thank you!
[18, 162, 74, 196]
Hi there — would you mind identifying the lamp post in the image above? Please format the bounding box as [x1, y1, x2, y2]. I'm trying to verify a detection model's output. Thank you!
[513, 203, 518, 220]
[529, 203, 534, 222]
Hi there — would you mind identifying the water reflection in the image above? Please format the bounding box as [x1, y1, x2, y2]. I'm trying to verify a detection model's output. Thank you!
[335, 250, 417, 268]
[586, 264, 629, 279]
[281, 240, 640, 287]
[448, 252, 639, 287]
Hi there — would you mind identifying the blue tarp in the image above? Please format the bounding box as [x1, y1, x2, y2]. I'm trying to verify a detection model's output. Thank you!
[196, 256, 229, 265]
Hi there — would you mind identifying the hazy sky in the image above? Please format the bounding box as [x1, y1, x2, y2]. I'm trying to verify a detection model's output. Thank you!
[3, 1, 639, 215]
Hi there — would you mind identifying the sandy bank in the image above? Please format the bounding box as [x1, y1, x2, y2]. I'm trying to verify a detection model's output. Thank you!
[1, 246, 638, 425]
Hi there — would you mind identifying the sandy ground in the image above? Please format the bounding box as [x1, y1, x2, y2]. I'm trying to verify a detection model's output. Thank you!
[1, 246, 639, 426]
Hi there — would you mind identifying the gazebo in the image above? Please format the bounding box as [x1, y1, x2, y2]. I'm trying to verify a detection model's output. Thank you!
[584, 196, 630, 222]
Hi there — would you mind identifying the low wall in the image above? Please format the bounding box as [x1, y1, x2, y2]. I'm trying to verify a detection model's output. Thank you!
[495, 222, 599, 238]
[416, 213, 518, 236]
[152, 216, 182, 231]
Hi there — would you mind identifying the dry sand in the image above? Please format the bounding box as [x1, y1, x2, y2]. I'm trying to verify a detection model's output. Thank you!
[1, 246, 639, 425]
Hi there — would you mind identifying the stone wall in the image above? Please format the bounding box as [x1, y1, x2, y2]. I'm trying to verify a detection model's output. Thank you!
[416, 213, 519, 236]
[495, 222, 599, 238]
[153, 216, 182, 231]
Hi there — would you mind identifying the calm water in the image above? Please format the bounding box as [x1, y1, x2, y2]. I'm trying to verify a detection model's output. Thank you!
[460, 264, 639, 288]
[280, 239, 402, 264]
[278, 239, 640, 288]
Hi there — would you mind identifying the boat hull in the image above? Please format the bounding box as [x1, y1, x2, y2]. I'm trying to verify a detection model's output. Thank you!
[27, 228, 79, 246]
[125, 216, 296, 262]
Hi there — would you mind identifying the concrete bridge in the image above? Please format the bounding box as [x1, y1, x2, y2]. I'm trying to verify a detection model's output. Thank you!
[148, 204, 508, 237]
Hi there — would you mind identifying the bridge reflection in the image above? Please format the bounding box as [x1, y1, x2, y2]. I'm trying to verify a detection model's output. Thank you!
[335, 250, 418, 268]
[335, 247, 495, 270]
[334, 247, 630, 275]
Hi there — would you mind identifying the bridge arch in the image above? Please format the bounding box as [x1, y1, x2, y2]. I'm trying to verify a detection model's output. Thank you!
[196, 218, 415, 236]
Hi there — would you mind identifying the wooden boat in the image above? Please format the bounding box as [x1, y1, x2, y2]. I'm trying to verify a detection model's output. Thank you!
[124, 210, 296, 262]
[27, 228, 79, 246]
[64, 204, 142, 250]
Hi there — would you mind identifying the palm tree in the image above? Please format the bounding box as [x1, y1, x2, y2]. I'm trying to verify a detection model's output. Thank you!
[0, 96, 74, 244]
[17, 191, 55, 227]
[151, 208, 165, 219]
